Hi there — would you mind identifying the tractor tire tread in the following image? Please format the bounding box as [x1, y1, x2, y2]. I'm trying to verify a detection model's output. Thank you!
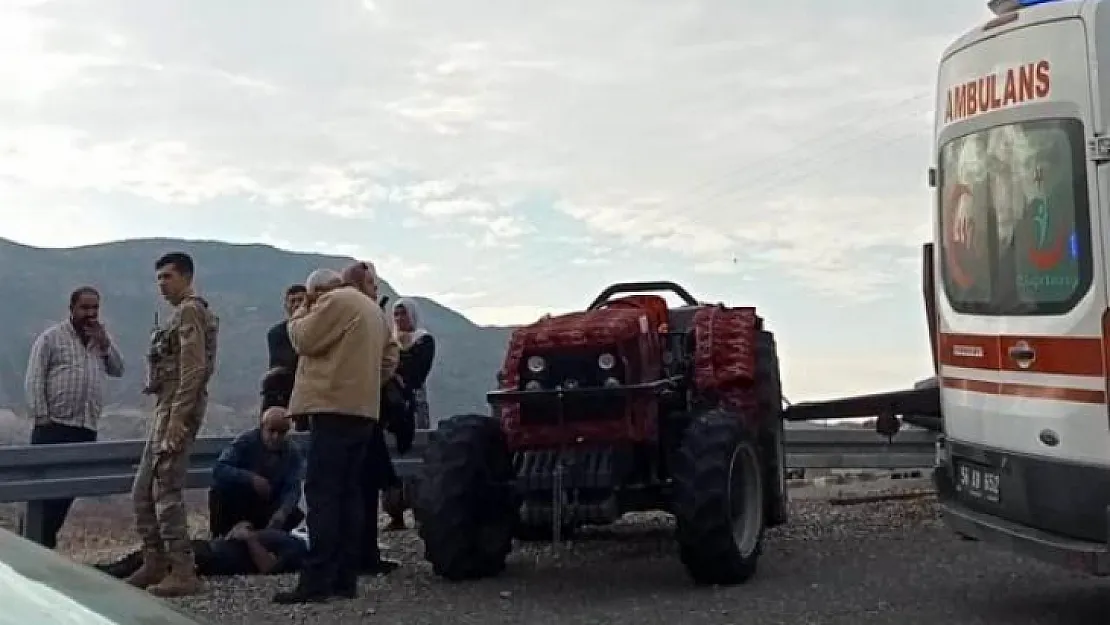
[415, 414, 515, 581]
[672, 409, 764, 586]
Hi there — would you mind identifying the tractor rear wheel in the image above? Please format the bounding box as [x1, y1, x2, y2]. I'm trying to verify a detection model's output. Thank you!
[672, 409, 765, 585]
[415, 414, 517, 581]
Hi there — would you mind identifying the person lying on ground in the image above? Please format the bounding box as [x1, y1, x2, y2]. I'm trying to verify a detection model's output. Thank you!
[208, 407, 305, 538]
[96, 521, 307, 578]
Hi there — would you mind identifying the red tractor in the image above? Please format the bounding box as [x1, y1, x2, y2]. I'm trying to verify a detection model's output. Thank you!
[415, 282, 788, 585]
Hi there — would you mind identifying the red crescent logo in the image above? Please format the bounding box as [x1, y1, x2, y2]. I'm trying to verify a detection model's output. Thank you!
[943, 184, 976, 289]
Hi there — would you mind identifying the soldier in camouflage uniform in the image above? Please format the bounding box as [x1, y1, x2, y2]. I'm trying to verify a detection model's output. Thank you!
[126, 252, 220, 598]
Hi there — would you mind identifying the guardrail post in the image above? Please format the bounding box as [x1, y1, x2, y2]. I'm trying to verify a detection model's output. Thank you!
[23, 501, 49, 545]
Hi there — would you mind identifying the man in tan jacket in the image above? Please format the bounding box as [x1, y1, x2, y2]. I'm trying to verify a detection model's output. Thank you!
[272, 268, 399, 604]
[342, 261, 404, 573]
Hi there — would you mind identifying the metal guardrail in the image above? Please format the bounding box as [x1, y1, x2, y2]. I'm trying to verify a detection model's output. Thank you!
[0, 431, 429, 503]
[0, 427, 935, 542]
[0, 428, 935, 502]
[784, 428, 936, 469]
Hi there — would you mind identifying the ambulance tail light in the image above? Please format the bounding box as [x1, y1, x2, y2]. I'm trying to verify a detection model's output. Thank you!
[1103, 309, 1110, 424]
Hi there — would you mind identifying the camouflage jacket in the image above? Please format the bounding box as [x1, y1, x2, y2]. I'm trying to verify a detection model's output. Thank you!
[148, 292, 220, 429]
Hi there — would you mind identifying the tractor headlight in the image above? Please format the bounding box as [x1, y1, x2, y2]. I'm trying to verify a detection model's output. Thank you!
[526, 355, 546, 373]
[564, 379, 579, 389]
[603, 377, 621, 387]
[525, 380, 542, 391]
[598, 352, 616, 370]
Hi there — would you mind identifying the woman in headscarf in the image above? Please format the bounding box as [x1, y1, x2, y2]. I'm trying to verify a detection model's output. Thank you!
[392, 297, 435, 429]
[381, 297, 437, 530]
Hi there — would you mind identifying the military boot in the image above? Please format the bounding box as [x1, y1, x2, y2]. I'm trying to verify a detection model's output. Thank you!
[124, 549, 168, 589]
[147, 551, 202, 597]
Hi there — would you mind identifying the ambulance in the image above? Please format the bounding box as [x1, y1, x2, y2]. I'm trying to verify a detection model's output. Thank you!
[931, 0, 1110, 573]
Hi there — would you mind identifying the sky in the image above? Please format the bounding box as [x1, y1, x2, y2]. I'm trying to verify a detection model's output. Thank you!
[0, 0, 991, 401]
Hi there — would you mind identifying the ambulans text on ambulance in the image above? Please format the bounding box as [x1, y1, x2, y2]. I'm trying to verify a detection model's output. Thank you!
[944, 60, 1050, 123]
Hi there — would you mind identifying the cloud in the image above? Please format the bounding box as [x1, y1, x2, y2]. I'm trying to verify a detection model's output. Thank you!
[465, 214, 535, 248]
[424, 290, 488, 305]
[376, 254, 433, 280]
[460, 305, 571, 327]
[419, 198, 494, 217]
[329, 249, 432, 281]
[0, 0, 987, 399]
[692, 260, 745, 276]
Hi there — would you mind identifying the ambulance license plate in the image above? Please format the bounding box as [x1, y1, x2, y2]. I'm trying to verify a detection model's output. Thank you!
[956, 462, 1000, 504]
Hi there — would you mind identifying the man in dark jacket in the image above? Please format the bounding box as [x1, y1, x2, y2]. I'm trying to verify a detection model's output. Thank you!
[267, 284, 307, 371]
[208, 407, 305, 537]
[268, 284, 306, 429]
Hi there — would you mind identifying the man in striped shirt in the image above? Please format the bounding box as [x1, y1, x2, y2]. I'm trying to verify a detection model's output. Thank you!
[23, 286, 125, 549]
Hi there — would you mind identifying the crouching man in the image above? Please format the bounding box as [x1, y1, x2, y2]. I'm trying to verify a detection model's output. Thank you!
[208, 407, 305, 537]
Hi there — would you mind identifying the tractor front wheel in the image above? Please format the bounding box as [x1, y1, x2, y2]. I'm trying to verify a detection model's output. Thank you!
[415, 414, 517, 581]
[672, 409, 766, 585]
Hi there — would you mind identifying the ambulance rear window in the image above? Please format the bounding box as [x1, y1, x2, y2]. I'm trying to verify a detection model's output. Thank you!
[937, 118, 1091, 315]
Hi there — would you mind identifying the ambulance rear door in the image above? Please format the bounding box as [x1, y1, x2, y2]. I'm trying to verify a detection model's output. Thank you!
[935, 11, 1109, 466]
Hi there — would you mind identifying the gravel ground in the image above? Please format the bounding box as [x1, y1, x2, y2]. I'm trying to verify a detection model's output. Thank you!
[158, 491, 1110, 625]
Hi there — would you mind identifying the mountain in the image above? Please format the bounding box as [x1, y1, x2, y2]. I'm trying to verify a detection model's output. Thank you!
[0, 237, 515, 440]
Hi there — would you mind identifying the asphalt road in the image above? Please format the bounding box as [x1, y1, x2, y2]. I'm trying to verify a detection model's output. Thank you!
[172, 495, 1110, 625]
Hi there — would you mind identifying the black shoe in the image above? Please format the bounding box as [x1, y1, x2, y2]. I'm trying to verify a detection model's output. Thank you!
[96, 551, 143, 579]
[360, 558, 400, 576]
[272, 588, 330, 605]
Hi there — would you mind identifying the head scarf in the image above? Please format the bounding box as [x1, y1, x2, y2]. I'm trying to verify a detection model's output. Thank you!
[392, 297, 429, 349]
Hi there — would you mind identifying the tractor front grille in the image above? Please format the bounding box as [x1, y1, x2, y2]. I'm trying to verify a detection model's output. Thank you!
[517, 350, 626, 426]
[518, 393, 626, 427]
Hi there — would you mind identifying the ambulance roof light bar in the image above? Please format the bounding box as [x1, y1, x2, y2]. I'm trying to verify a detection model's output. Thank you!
[989, 0, 1061, 15]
